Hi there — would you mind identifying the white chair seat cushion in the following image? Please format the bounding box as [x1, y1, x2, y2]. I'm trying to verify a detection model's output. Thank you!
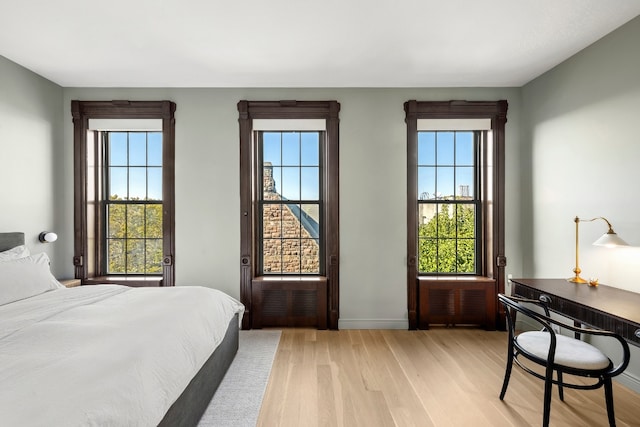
[516, 331, 610, 370]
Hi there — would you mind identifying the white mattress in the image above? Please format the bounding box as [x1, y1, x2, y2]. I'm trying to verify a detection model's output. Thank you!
[0, 285, 244, 426]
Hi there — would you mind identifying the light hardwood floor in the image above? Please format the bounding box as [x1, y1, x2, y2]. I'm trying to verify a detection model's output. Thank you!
[257, 328, 640, 426]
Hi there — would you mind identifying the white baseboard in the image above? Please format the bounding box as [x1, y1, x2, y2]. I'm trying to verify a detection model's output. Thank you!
[616, 371, 640, 393]
[338, 319, 408, 329]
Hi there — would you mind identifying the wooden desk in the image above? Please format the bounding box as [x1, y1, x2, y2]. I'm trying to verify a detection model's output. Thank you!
[510, 278, 640, 348]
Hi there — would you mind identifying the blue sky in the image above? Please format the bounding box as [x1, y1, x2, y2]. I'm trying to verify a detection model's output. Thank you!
[418, 131, 475, 199]
[108, 132, 162, 200]
[262, 131, 320, 201]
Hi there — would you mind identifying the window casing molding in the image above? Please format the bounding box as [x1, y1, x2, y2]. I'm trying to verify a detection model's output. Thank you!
[238, 100, 340, 330]
[405, 100, 508, 330]
[71, 100, 176, 287]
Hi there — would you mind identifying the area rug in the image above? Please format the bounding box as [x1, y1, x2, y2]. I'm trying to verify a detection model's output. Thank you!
[197, 330, 282, 427]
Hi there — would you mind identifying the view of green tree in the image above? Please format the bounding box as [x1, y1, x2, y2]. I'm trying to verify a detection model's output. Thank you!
[107, 195, 163, 274]
[418, 203, 475, 273]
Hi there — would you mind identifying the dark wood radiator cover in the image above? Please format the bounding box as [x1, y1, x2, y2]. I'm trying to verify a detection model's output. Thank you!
[419, 278, 497, 330]
[251, 279, 327, 329]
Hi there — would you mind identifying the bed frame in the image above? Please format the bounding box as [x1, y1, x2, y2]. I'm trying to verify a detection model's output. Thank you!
[0, 232, 238, 426]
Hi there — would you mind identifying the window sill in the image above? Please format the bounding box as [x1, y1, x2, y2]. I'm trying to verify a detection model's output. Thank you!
[418, 275, 495, 284]
[253, 276, 327, 283]
[82, 276, 163, 287]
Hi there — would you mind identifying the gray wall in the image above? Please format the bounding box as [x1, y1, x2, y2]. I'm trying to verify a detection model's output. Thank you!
[0, 55, 64, 274]
[522, 15, 640, 390]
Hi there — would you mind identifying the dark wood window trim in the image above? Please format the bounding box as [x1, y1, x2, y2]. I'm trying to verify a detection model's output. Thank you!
[405, 100, 508, 330]
[238, 100, 340, 330]
[71, 100, 176, 287]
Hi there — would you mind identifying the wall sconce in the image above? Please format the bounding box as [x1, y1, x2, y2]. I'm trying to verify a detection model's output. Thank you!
[568, 216, 628, 284]
[38, 232, 58, 243]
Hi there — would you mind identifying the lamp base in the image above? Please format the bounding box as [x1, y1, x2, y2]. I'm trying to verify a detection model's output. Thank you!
[568, 276, 588, 284]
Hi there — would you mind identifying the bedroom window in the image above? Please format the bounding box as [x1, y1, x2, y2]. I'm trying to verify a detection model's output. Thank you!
[72, 101, 176, 287]
[405, 100, 508, 330]
[104, 131, 163, 274]
[238, 100, 340, 330]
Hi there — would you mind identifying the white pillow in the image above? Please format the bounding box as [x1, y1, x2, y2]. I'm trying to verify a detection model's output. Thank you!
[0, 253, 65, 306]
[0, 245, 31, 261]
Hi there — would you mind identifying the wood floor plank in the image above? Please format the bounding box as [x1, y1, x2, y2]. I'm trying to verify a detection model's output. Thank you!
[258, 328, 640, 426]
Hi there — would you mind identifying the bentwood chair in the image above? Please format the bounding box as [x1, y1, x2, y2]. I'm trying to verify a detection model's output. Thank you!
[498, 294, 630, 427]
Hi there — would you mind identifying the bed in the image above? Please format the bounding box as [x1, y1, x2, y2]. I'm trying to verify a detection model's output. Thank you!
[0, 232, 244, 426]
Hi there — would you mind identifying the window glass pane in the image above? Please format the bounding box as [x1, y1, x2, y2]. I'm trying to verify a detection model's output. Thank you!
[418, 166, 435, 200]
[418, 132, 435, 166]
[301, 203, 320, 239]
[128, 133, 146, 166]
[126, 204, 145, 238]
[262, 239, 282, 273]
[263, 204, 282, 239]
[109, 132, 128, 166]
[145, 204, 163, 238]
[437, 204, 455, 238]
[282, 132, 300, 166]
[108, 239, 126, 273]
[147, 132, 162, 166]
[301, 239, 320, 273]
[455, 132, 474, 166]
[283, 204, 302, 239]
[456, 204, 475, 238]
[418, 203, 438, 238]
[418, 238, 437, 273]
[455, 167, 474, 199]
[300, 167, 319, 200]
[436, 167, 455, 200]
[437, 238, 456, 273]
[264, 166, 281, 199]
[107, 204, 126, 238]
[129, 168, 147, 200]
[126, 239, 145, 273]
[282, 239, 301, 273]
[281, 167, 300, 200]
[109, 167, 127, 200]
[145, 239, 163, 273]
[301, 132, 319, 166]
[456, 239, 475, 273]
[436, 132, 454, 165]
[147, 167, 162, 200]
[263, 132, 282, 166]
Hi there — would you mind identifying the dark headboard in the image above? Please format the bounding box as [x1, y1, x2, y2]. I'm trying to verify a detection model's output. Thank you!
[0, 232, 25, 252]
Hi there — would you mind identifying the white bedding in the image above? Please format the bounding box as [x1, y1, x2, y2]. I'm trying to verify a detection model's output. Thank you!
[0, 285, 244, 427]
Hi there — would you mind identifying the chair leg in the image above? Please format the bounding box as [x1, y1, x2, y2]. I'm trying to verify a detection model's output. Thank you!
[500, 346, 514, 400]
[556, 371, 564, 401]
[604, 378, 616, 427]
[542, 366, 554, 427]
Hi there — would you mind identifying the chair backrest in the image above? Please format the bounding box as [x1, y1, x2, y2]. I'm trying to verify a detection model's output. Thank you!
[499, 293, 553, 334]
[498, 293, 631, 377]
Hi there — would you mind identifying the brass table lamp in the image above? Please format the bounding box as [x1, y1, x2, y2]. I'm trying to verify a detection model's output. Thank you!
[569, 216, 628, 284]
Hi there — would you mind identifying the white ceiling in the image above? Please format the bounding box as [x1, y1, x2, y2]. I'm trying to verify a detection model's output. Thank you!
[1, 1, 639, 88]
